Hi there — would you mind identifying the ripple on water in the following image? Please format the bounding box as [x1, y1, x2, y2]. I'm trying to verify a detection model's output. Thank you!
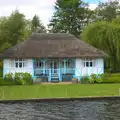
[0, 100, 120, 120]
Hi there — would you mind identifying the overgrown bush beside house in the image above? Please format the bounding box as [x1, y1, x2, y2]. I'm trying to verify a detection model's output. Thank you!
[4, 73, 14, 85]
[15, 72, 33, 85]
[22, 72, 33, 84]
[0, 72, 33, 86]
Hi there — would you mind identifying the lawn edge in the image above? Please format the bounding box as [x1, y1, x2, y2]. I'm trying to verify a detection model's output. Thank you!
[0, 96, 120, 103]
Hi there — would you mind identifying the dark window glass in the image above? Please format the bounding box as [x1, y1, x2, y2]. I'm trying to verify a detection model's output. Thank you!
[86, 62, 89, 67]
[19, 62, 22, 68]
[15, 63, 18, 68]
[90, 62, 93, 67]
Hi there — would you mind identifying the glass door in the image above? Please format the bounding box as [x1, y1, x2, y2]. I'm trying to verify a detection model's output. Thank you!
[50, 60, 58, 74]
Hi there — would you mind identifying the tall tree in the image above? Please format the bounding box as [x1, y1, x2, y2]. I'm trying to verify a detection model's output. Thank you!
[6, 10, 27, 45]
[48, 0, 92, 37]
[81, 21, 120, 71]
[94, 0, 120, 22]
[31, 15, 46, 33]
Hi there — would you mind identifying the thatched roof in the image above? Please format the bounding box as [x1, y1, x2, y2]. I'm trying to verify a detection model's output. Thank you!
[0, 33, 105, 58]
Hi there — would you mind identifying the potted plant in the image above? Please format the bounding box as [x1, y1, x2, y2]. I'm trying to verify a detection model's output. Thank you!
[72, 78, 78, 84]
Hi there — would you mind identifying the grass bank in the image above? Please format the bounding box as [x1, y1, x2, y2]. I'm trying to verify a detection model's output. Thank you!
[0, 84, 120, 100]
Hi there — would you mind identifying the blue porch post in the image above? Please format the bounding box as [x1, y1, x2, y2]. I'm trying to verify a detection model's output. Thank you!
[63, 58, 67, 74]
[59, 60, 62, 81]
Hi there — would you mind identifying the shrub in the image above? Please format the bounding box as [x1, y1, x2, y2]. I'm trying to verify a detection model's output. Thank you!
[89, 74, 103, 84]
[80, 75, 89, 84]
[14, 72, 22, 85]
[89, 78, 95, 84]
[4, 73, 13, 81]
[22, 73, 33, 84]
[0, 77, 4, 85]
[4, 73, 14, 85]
[15, 79, 25, 85]
[96, 74, 103, 83]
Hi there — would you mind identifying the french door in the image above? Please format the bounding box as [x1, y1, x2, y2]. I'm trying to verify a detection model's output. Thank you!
[50, 60, 58, 74]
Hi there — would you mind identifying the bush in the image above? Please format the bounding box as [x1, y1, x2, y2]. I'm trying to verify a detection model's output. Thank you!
[15, 79, 25, 85]
[4, 73, 14, 85]
[4, 73, 13, 81]
[80, 75, 89, 84]
[22, 73, 33, 84]
[96, 74, 103, 83]
[0, 77, 4, 85]
[89, 74, 103, 84]
[89, 78, 95, 84]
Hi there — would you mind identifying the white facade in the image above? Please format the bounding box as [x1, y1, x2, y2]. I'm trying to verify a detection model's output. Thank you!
[75, 58, 104, 79]
[3, 59, 33, 77]
[3, 58, 104, 79]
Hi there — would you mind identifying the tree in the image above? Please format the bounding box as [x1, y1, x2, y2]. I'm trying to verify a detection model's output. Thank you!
[31, 15, 46, 33]
[0, 10, 32, 52]
[5, 10, 27, 45]
[81, 21, 120, 71]
[48, 0, 92, 37]
[94, 0, 120, 22]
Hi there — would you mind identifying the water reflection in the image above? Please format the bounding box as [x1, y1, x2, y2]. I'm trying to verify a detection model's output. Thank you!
[0, 100, 120, 120]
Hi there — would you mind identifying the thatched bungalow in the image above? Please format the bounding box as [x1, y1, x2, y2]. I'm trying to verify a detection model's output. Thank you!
[1, 33, 105, 82]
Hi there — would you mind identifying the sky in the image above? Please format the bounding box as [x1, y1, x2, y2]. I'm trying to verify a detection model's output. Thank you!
[0, 0, 107, 27]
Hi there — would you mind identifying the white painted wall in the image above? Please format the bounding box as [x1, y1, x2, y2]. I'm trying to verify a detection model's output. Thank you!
[3, 59, 33, 77]
[75, 58, 104, 79]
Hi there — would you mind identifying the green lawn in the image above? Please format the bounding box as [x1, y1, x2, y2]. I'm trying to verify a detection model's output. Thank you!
[0, 84, 120, 100]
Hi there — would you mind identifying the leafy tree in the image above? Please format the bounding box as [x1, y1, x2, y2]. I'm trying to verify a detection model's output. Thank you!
[81, 21, 120, 71]
[95, 0, 120, 22]
[48, 0, 92, 37]
[5, 10, 27, 45]
[31, 15, 46, 33]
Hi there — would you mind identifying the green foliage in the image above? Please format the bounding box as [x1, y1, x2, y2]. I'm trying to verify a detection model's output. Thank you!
[48, 0, 92, 37]
[31, 15, 46, 33]
[94, 0, 120, 22]
[22, 72, 33, 84]
[15, 79, 25, 85]
[89, 78, 95, 84]
[4, 73, 13, 81]
[0, 42, 12, 52]
[103, 73, 120, 83]
[4, 73, 14, 85]
[14, 72, 21, 81]
[0, 77, 4, 85]
[89, 74, 103, 84]
[3, 72, 33, 85]
[89, 74, 96, 84]
[80, 75, 89, 84]
[81, 21, 120, 71]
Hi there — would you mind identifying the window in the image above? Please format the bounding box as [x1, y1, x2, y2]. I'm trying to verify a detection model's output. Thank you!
[82, 58, 95, 67]
[11, 58, 26, 68]
[36, 61, 43, 68]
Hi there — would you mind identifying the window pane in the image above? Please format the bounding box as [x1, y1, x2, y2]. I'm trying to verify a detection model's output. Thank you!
[15, 58, 18, 61]
[15, 63, 18, 68]
[19, 62, 22, 68]
[90, 62, 93, 67]
[86, 62, 89, 67]
[19, 58, 22, 61]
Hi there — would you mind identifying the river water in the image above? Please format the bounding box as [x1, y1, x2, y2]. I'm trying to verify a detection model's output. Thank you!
[0, 100, 120, 120]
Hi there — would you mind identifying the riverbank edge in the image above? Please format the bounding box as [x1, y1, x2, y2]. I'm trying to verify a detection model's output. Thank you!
[0, 96, 120, 103]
